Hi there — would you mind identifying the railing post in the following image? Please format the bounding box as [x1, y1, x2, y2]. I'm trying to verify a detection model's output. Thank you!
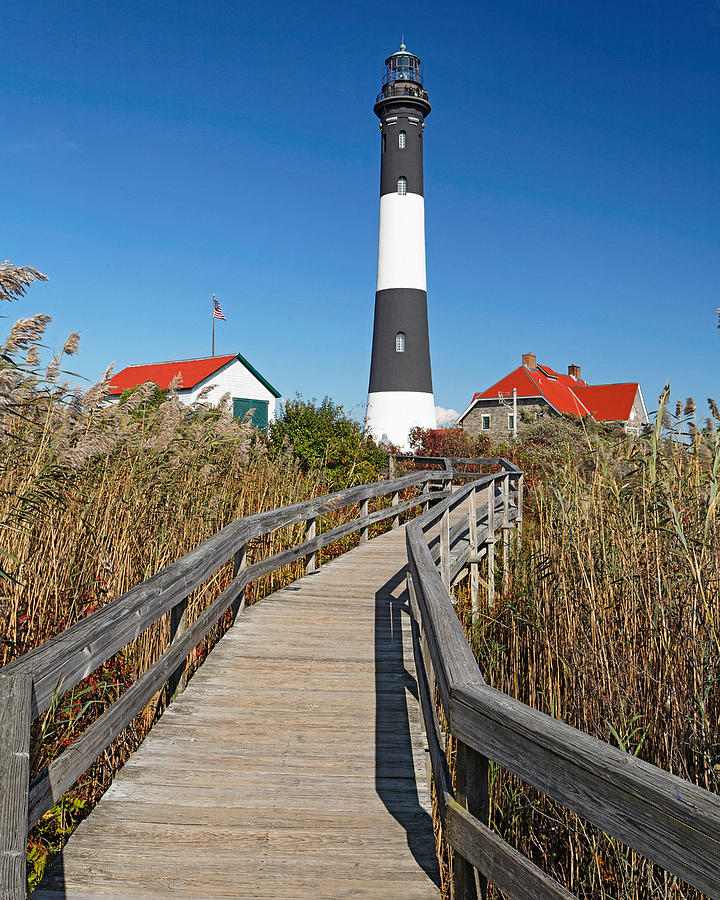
[422, 479, 431, 514]
[468, 486, 479, 624]
[304, 517, 317, 572]
[0, 674, 31, 900]
[443, 457, 453, 494]
[502, 472, 510, 594]
[516, 473, 524, 554]
[392, 490, 400, 529]
[389, 454, 396, 479]
[231, 542, 247, 622]
[441, 506, 451, 591]
[454, 739, 489, 899]
[360, 498, 369, 543]
[486, 480, 495, 609]
[166, 597, 189, 701]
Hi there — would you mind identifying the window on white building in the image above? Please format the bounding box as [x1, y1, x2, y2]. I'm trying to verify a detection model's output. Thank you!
[508, 414, 515, 431]
[397, 176, 407, 195]
[399, 130, 406, 149]
[395, 332, 406, 352]
[481, 414, 491, 431]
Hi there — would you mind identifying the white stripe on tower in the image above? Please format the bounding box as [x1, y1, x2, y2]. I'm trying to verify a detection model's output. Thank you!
[366, 391, 436, 448]
[376, 193, 427, 292]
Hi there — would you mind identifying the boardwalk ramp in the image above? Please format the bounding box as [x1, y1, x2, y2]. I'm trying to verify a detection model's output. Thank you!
[34, 526, 440, 898]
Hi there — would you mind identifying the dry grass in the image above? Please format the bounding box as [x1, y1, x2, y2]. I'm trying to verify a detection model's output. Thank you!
[0, 304, 382, 886]
[449, 401, 720, 898]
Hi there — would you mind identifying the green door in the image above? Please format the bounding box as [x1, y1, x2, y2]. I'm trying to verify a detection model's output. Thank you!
[233, 397, 269, 432]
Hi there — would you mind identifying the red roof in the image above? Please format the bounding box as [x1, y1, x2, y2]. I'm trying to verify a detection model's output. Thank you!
[468, 363, 641, 423]
[570, 383, 638, 422]
[109, 355, 236, 396]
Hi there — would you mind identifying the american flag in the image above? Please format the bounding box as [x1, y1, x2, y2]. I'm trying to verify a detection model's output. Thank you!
[213, 297, 226, 321]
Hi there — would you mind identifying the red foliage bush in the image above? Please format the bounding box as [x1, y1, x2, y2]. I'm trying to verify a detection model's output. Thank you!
[408, 426, 492, 459]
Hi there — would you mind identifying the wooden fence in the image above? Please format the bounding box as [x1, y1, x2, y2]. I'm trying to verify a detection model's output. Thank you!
[3, 454, 720, 899]
[0, 464, 458, 899]
[404, 456, 720, 899]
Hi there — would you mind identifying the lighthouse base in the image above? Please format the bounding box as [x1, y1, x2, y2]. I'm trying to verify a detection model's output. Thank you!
[365, 391, 436, 450]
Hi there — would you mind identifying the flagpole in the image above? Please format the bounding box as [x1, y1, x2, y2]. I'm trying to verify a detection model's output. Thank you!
[211, 293, 215, 357]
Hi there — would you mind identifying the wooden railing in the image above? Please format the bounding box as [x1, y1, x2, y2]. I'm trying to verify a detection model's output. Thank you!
[5, 453, 719, 899]
[404, 456, 720, 899]
[0, 464, 463, 899]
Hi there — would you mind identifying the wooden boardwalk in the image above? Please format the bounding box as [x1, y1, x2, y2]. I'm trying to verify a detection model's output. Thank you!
[10, 460, 719, 898]
[35, 525, 441, 898]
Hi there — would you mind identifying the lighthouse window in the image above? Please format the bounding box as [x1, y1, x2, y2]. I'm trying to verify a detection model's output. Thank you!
[395, 332, 406, 352]
[382, 133, 386, 153]
[398, 130, 406, 149]
[397, 176, 407, 196]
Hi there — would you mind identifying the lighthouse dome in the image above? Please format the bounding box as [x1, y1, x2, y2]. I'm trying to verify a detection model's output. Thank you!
[376, 43, 429, 111]
[383, 43, 423, 87]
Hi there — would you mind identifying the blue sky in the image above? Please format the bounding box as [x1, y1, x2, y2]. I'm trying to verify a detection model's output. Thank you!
[3, 1, 719, 423]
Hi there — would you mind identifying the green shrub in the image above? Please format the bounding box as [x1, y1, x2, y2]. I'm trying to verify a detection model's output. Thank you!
[268, 396, 386, 487]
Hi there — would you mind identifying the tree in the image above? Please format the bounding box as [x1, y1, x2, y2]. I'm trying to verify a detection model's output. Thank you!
[268, 396, 386, 487]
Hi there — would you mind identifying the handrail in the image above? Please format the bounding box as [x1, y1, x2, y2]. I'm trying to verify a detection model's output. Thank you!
[4, 468, 435, 720]
[403, 455, 720, 899]
[3, 460, 518, 899]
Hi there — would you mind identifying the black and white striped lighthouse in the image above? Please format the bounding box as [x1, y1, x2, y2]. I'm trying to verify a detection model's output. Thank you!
[366, 43, 436, 448]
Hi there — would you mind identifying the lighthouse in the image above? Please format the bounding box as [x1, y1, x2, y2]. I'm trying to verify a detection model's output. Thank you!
[366, 43, 436, 449]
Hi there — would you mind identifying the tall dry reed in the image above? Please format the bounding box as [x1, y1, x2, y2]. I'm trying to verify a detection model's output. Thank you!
[0, 300, 348, 886]
[453, 401, 720, 898]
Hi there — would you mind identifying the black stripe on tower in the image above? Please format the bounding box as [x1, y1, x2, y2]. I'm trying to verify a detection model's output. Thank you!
[379, 108, 425, 198]
[368, 288, 433, 394]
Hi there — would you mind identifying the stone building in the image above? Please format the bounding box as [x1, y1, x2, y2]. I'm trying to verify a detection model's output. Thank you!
[457, 352, 649, 440]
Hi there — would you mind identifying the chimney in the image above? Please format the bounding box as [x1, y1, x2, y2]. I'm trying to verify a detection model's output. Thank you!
[521, 352, 536, 370]
[568, 363, 581, 380]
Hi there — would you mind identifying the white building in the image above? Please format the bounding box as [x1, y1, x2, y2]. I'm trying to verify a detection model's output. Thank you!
[108, 353, 281, 430]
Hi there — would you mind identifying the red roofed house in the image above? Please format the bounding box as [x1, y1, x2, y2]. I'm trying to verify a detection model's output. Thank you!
[457, 352, 648, 439]
[109, 353, 281, 431]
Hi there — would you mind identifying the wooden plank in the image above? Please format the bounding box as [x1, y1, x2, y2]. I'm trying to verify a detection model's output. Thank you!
[0, 674, 31, 900]
[37, 868, 439, 899]
[58, 800, 434, 831]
